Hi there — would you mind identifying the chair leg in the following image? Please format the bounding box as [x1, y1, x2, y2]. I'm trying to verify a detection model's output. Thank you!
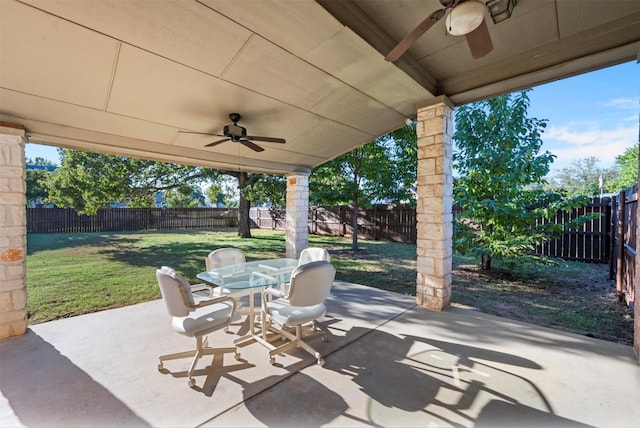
[267, 324, 325, 366]
[158, 336, 240, 388]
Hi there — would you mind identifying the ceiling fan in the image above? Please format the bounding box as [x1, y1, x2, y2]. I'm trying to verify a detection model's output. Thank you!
[179, 113, 286, 152]
[385, 0, 497, 62]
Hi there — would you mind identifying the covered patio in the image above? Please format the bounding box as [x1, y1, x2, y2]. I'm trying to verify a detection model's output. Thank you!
[2, 281, 638, 427]
[2, 0, 639, 339]
[1, 1, 639, 425]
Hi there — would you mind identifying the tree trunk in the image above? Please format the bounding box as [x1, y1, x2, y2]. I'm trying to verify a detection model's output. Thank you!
[352, 203, 359, 251]
[237, 172, 251, 238]
[481, 254, 492, 270]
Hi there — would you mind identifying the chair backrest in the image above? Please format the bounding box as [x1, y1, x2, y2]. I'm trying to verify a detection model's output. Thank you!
[287, 260, 335, 307]
[156, 266, 194, 317]
[206, 248, 246, 270]
[298, 247, 330, 266]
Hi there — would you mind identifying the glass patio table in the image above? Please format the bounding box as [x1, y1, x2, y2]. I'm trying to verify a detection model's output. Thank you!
[196, 258, 299, 345]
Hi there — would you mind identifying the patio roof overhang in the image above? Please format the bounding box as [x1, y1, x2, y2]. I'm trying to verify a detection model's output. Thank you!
[1, 0, 639, 174]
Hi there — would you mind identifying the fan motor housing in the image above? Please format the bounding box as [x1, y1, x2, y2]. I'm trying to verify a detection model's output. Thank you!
[224, 124, 246, 138]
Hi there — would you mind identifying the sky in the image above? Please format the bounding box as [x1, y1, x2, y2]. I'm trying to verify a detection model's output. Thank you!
[25, 61, 638, 178]
[527, 60, 638, 174]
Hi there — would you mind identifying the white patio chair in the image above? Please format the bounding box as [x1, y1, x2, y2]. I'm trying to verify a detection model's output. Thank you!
[205, 248, 253, 329]
[205, 247, 247, 271]
[298, 247, 331, 266]
[261, 260, 335, 366]
[279, 246, 331, 295]
[156, 266, 240, 388]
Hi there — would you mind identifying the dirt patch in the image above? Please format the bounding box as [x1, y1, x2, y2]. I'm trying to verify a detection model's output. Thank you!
[450, 260, 635, 346]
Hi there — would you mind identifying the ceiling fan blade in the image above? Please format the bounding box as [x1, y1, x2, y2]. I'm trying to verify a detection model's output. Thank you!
[385, 9, 446, 62]
[465, 18, 493, 59]
[247, 135, 286, 144]
[239, 139, 265, 152]
[179, 130, 225, 137]
[204, 138, 230, 147]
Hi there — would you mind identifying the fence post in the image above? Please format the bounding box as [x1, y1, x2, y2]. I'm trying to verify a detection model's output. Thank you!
[373, 204, 379, 240]
[313, 207, 317, 234]
[609, 197, 617, 280]
[603, 197, 611, 264]
[616, 190, 626, 301]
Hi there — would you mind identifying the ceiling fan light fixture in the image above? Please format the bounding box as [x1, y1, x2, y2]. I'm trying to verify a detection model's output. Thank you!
[487, 0, 516, 24]
[445, 0, 486, 36]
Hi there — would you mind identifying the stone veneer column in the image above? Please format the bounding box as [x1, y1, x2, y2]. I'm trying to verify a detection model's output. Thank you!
[285, 171, 310, 258]
[415, 96, 454, 310]
[0, 123, 28, 338]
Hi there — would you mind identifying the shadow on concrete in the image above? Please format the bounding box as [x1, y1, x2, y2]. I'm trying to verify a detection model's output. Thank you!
[317, 326, 590, 427]
[160, 352, 255, 397]
[0, 329, 150, 427]
[475, 400, 592, 427]
[241, 373, 348, 428]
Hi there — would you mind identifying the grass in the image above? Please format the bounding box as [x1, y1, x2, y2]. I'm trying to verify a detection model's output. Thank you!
[26, 228, 633, 345]
[26, 229, 415, 323]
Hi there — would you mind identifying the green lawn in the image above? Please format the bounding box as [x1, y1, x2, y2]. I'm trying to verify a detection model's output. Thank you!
[26, 228, 632, 345]
[26, 229, 417, 323]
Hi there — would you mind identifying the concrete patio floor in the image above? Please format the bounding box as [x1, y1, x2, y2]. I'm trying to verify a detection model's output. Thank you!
[1, 280, 638, 427]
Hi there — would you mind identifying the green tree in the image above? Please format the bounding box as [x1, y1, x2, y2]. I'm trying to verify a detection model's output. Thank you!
[164, 185, 204, 208]
[607, 145, 639, 192]
[243, 174, 286, 207]
[309, 125, 417, 251]
[207, 182, 232, 207]
[47, 150, 219, 215]
[25, 156, 56, 206]
[213, 171, 278, 238]
[549, 157, 616, 197]
[453, 90, 588, 270]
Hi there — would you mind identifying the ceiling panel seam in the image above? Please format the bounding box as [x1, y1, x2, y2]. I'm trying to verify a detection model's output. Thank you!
[16, 0, 404, 140]
[1, 87, 330, 162]
[553, 0, 561, 41]
[103, 42, 121, 112]
[195, 3, 415, 123]
[218, 33, 255, 80]
[316, 0, 438, 95]
[214, 36, 403, 135]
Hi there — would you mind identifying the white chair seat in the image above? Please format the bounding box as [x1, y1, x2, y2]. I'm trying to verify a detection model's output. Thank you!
[172, 302, 240, 337]
[266, 299, 326, 326]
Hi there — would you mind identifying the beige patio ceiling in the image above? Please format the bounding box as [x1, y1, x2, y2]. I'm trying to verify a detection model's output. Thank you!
[1, 0, 639, 175]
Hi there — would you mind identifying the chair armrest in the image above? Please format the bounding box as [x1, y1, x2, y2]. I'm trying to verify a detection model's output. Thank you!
[262, 286, 284, 311]
[263, 287, 283, 298]
[193, 294, 235, 309]
[193, 295, 238, 325]
[190, 283, 214, 298]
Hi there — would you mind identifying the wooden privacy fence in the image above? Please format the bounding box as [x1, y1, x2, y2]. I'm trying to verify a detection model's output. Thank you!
[254, 201, 615, 262]
[27, 208, 237, 233]
[534, 197, 611, 263]
[609, 184, 637, 309]
[27, 200, 632, 268]
[250, 205, 417, 243]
